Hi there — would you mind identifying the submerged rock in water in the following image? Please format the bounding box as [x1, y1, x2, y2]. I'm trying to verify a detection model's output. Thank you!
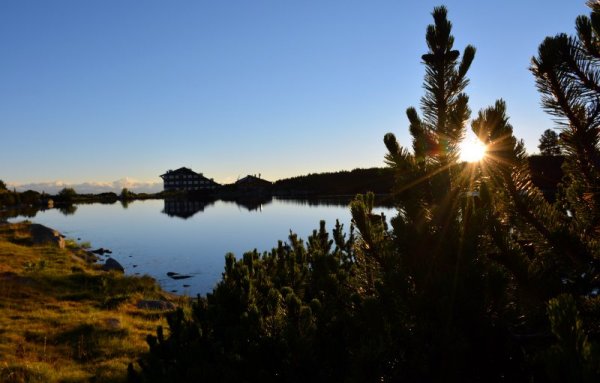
[166, 272, 193, 280]
[172, 275, 192, 280]
[102, 257, 124, 272]
[91, 247, 112, 255]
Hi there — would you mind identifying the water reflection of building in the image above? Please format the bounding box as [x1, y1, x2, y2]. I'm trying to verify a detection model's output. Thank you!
[162, 199, 215, 219]
[233, 196, 273, 212]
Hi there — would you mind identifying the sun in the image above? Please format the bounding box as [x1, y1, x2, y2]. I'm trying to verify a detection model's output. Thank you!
[458, 137, 487, 162]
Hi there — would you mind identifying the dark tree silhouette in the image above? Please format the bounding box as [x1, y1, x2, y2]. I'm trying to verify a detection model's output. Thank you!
[531, 0, 600, 231]
[538, 129, 562, 155]
[273, 167, 394, 196]
[120, 188, 134, 200]
[56, 187, 77, 203]
[388, 5, 475, 199]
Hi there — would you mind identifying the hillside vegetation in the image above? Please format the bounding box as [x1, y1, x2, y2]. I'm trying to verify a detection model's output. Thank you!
[273, 167, 394, 196]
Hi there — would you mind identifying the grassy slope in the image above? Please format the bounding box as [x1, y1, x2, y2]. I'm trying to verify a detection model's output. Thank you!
[0, 222, 179, 382]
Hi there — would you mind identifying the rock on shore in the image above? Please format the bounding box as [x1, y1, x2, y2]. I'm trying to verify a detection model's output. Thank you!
[29, 223, 65, 248]
[102, 257, 125, 272]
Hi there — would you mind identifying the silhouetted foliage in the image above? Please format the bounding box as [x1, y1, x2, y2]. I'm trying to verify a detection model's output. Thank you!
[121, 188, 135, 200]
[56, 187, 77, 203]
[541, 294, 600, 382]
[96, 192, 118, 203]
[0, 185, 45, 209]
[0, 192, 18, 208]
[134, 220, 363, 382]
[528, 155, 565, 201]
[531, 0, 600, 235]
[273, 167, 394, 196]
[0, 179, 6, 191]
[539, 129, 563, 155]
[19, 190, 41, 205]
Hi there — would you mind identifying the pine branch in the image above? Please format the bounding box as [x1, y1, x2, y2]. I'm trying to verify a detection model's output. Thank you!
[562, 37, 600, 98]
[474, 101, 593, 268]
[532, 36, 586, 131]
[479, 182, 531, 286]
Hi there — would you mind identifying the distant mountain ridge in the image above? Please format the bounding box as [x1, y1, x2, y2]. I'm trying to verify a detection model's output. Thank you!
[9, 178, 162, 194]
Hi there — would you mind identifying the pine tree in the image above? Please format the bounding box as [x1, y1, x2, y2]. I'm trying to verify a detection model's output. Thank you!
[382, 5, 478, 297]
[538, 129, 562, 155]
[528, 2, 600, 296]
[376, 7, 523, 380]
[381, 5, 600, 380]
[389, 6, 475, 199]
[528, 4, 600, 377]
[531, 0, 600, 236]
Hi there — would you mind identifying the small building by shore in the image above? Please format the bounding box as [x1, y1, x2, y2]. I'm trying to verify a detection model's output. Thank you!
[235, 175, 272, 194]
[160, 167, 220, 192]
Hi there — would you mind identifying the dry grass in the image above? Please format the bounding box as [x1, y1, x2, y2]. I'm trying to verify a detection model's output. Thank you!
[0, 222, 180, 382]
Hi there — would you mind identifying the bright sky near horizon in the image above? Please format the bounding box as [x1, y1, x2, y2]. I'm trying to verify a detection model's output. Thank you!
[0, 0, 590, 189]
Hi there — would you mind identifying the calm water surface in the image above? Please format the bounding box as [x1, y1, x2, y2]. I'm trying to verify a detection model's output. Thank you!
[11, 198, 394, 296]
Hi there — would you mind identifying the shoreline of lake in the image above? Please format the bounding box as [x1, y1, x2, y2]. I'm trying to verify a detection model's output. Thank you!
[0, 220, 178, 381]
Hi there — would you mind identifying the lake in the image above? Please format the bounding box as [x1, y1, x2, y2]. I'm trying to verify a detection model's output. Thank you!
[9, 198, 395, 296]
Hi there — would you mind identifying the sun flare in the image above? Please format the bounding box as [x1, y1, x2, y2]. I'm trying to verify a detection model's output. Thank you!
[459, 137, 487, 162]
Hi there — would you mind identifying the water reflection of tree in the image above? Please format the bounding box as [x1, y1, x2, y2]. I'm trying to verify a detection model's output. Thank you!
[275, 196, 395, 208]
[58, 204, 77, 216]
[0, 206, 42, 221]
[1, 204, 76, 220]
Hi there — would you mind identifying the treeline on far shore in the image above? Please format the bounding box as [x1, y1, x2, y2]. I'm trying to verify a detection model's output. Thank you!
[271, 156, 564, 198]
[273, 167, 395, 196]
[0, 184, 161, 210]
[0, 155, 564, 212]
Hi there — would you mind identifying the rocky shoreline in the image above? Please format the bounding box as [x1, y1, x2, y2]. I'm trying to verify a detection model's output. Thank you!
[0, 220, 180, 381]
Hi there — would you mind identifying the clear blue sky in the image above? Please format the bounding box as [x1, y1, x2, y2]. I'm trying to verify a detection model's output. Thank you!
[0, 0, 590, 186]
